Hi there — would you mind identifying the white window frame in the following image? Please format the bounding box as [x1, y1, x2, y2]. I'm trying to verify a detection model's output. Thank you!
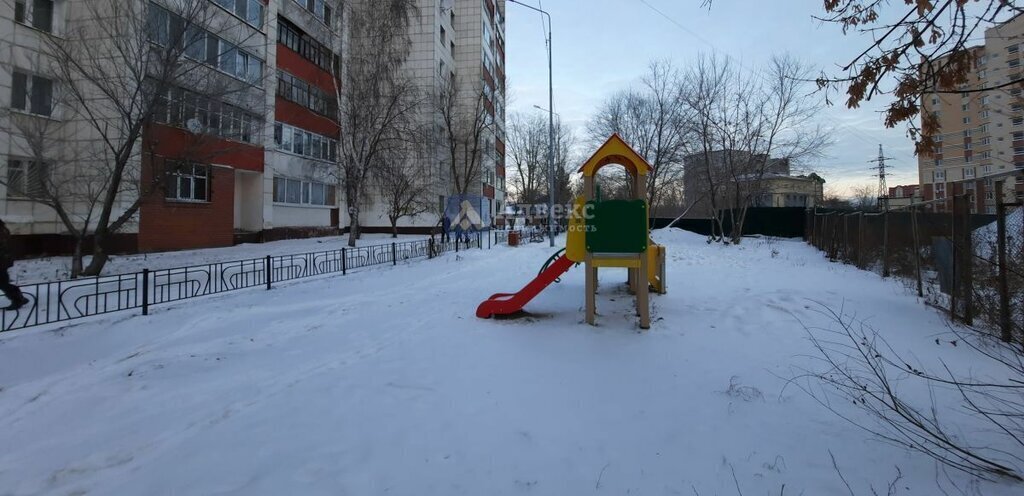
[165, 162, 210, 202]
[14, 0, 55, 33]
[10, 70, 55, 117]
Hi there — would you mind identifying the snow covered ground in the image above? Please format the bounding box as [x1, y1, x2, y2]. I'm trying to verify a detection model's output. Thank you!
[13, 233, 428, 283]
[0, 229, 1019, 495]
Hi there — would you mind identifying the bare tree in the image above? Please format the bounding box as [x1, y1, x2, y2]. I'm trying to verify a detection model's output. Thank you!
[508, 111, 577, 207]
[438, 75, 496, 197]
[850, 184, 879, 210]
[684, 54, 829, 243]
[506, 112, 547, 204]
[588, 61, 692, 218]
[374, 127, 433, 238]
[333, 0, 420, 247]
[2, 0, 260, 276]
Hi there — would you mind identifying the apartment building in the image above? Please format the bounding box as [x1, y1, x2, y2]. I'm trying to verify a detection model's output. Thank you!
[359, 0, 507, 233]
[681, 150, 795, 218]
[919, 14, 1024, 213]
[2, 0, 503, 256]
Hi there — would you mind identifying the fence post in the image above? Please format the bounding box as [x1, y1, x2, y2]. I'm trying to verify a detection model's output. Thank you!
[857, 212, 865, 269]
[488, 230, 492, 249]
[843, 214, 849, 262]
[265, 255, 272, 290]
[478, 231, 482, 250]
[960, 195, 974, 325]
[882, 210, 890, 277]
[141, 269, 150, 316]
[392, 242, 397, 266]
[342, 248, 347, 275]
[429, 238, 435, 259]
[456, 236, 460, 253]
[950, 196, 959, 321]
[996, 196, 1011, 342]
[911, 205, 923, 298]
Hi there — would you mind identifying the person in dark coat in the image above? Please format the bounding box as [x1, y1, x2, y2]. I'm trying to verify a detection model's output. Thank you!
[0, 219, 27, 310]
[441, 214, 451, 243]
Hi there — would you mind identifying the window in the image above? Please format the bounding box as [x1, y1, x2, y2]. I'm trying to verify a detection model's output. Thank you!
[965, 167, 975, 178]
[152, 85, 261, 144]
[5, 159, 47, 197]
[963, 129, 972, 137]
[292, 0, 332, 25]
[277, 17, 336, 72]
[213, 0, 264, 27]
[440, 25, 446, 44]
[963, 116, 971, 124]
[14, 0, 54, 32]
[935, 170, 946, 181]
[962, 103, 969, 111]
[165, 162, 209, 201]
[965, 154, 973, 163]
[981, 95, 990, 105]
[1012, 59, 1021, 68]
[980, 150, 991, 159]
[931, 96, 939, 105]
[277, 70, 337, 116]
[982, 110, 990, 119]
[273, 177, 335, 205]
[1011, 44, 1020, 54]
[273, 122, 337, 161]
[1014, 131, 1023, 141]
[1015, 117, 1023, 127]
[10, 71, 53, 117]
[1015, 147, 1024, 156]
[965, 142, 972, 150]
[149, 3, 263, 86]
[451, 41, 456, 55]
[979, 70, 988, 78]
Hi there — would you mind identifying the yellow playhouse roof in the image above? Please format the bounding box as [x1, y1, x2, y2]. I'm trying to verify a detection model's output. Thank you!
[578, 133, 653, 177]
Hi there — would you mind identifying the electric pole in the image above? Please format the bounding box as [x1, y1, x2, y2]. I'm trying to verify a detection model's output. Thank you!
[869, 144, 894, 212]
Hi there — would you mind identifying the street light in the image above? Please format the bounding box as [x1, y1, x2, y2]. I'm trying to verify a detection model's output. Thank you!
[509, 0, 555, 247]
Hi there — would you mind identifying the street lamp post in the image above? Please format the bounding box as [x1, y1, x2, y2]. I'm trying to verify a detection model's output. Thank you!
[509, 0, 555, 247]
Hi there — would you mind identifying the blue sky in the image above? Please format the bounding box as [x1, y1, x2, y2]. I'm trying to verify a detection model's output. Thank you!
[504, 0, 922, 196]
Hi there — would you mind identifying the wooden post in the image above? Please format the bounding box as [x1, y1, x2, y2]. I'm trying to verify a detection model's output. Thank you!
[950, 196, 958, 321]
[960, 195, 974, 325]
[911, 205, 923, 297]
[857, 212, 865, 269]
[882, 210, 890, 277]
[996, 192, 1011, 343]
[638, 254, 651, 330]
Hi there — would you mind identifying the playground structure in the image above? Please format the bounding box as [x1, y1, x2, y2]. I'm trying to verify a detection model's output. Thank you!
[476, 134, 666, 329]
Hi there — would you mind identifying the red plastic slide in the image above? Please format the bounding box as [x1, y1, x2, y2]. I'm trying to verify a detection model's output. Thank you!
[476, 255, 575, 318]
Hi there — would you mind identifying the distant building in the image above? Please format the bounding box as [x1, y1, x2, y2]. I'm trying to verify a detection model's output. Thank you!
[751, 173, 825, 208]
[887, 184, 922, 208]
[682, 150, 821, 217]
[918, 14, 1024, 213]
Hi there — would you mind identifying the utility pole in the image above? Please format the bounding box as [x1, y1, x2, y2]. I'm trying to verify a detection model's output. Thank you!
[869, 144, 894, 212]
[509, 0, 555, 247]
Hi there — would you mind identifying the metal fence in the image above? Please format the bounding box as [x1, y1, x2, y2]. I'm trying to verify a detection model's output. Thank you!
[806, 194, 1024, 346]
[0, 231, 519, 333]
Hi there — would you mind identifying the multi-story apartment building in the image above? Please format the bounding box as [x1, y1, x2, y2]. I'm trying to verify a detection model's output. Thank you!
[1, 0, 346, 254]
[919, 14, 1024, 213]
[681, 150, 796, 218]
[359, 0, 507, 232]
[2, 0, 503, 256]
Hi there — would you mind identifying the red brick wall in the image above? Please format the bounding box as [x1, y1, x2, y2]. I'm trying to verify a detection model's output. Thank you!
[138, 156, 235, 252]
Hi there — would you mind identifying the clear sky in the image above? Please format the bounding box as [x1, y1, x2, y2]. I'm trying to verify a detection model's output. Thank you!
[504, 0, 922, 197]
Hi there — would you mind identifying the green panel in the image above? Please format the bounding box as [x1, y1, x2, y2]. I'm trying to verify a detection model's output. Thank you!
[585, 200, 648, 253]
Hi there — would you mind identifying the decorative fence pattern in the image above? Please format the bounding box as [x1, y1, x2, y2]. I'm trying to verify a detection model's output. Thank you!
[0, 232, 520, 333]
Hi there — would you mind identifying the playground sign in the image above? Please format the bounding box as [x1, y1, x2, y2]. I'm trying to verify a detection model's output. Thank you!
[445, 195, 491, 234]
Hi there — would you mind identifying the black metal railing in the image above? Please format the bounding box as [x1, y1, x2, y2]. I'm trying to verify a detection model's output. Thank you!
[1, 233, 498, 332]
